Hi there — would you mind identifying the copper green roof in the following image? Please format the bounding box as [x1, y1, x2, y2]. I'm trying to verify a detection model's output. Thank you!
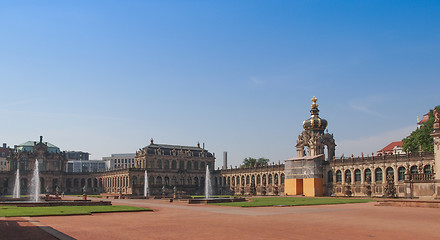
[17, 141, 60, 153]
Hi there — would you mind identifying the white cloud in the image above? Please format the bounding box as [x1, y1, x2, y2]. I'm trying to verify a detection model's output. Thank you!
[336, 125, 415, 157]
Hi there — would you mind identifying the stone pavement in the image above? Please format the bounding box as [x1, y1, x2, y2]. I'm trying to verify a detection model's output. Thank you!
[3, 197, 440, 239]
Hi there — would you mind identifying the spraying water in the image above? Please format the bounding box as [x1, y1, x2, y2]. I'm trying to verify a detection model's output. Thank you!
[30, 159, 40, 202]
[13, 169, 20, 198]
[144, 169, 149, 198]
[205, 165, 212, 199]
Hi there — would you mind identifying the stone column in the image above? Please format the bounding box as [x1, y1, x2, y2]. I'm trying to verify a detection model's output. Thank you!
[351, 168, 355, 185]
[297, 146, 304, 158]
[341, 169, 345, 185]
[361, 168, 365, 184]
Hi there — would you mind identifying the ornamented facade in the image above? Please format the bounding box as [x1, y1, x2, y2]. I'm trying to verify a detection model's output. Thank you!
[1, 99, 439, 199]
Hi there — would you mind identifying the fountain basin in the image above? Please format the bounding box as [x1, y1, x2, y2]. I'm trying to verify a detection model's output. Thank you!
[0, 200, 111, 207]
[188, 197, 246, 204]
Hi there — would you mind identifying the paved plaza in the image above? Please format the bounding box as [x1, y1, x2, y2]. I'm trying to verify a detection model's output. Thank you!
[2, 197, 440, 240]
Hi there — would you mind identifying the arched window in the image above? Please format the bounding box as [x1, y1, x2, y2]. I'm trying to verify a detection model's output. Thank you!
[345, 170, 351, 183]
[262, 175, 267, 185]
[172, 176, 177, 185]
[424, 165, 431, 174]
[274, 174, 279, 184]
[281, 173, 285, 184]
[149, 160, 154, 168]
[171, 160, 177, 169]
[251, 175, 255, 184]
[327, 171, 333, 183]
[165, 177, 170, 185]
[193, 177, 198, 186]
[410, 165, 418, 174]
[375, 168, 383, 183]
[187, 161, 192, 170]
[66, 179, 72, 188]
[354, 169, 361, 182]
[179, 160, 184, 170]
[200, 162, 205, 170]
[149, 176, 154, 185]
[398, 167, 406, 181]
[386, 167, 394, 180]
[194, 161, 199, 170]
[156, 176, 162, 185]
[269, 174, 273, 184]
[336, 170, 342, 183]
[241, 176, 245, 185]
[164, 160, 170, 169]
[364, 169, 372, 183]
[227, 177, 230, 185]
[246, 176, 250, 185]
[257, 175, 261, 185]
[236, 176, 240, 185]
[157, 159, 162, 169]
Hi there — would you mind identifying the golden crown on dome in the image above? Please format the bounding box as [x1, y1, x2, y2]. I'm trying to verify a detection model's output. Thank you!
[311, 96, 318, 109]
[302, 96, 328, 133]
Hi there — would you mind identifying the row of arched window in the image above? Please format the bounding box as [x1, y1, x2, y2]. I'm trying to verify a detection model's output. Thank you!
[66, 177, 103, 188]
[226, 173, 285, 186]
[329, 165, 432, 184]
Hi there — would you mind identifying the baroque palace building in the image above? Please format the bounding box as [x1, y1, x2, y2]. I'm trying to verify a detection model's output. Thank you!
[1, 98, 439, 199]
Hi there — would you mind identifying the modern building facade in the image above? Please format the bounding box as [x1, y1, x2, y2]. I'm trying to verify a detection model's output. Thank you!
[103, 153, 136, 170]
[65, 151, 90, 161]
[0, 143, 10, 172]
[66, 160, 106, 173]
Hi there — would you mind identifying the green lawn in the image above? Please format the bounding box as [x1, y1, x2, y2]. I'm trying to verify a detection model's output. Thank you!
[0, 205, 152, 217]
[210, 197, 374, 207]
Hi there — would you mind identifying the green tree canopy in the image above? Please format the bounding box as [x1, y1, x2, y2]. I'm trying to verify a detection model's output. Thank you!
[402, 105, 440, 153]
[241, 157, 270, 168]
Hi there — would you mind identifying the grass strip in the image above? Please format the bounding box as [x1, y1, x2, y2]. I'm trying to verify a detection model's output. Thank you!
[210, 197, 374, 207]
[0, 205, 151, 217]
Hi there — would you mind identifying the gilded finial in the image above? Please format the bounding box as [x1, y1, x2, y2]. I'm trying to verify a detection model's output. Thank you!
[311, 96, 318, 109]
[150, 138, 154, 144]
[197, 142, 200, 148]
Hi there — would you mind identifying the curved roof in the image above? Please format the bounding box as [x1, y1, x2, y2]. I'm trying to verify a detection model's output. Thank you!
[16, 140, 60, 153]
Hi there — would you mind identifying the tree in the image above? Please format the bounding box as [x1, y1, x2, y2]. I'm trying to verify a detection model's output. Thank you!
[242, 157, 270, 168]
[402, 105, 440, 153]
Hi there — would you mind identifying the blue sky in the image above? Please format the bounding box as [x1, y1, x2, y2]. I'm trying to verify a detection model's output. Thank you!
[0, 1, 439, 168]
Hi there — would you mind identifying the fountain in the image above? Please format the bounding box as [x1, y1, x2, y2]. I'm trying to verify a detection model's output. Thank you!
[0, 158, 111, 207]
[30, 159, 41, 202]
[13, 169, 20, 198]
[188, 164, 246, 204]
[205, 165, 212, 199]
[144, 169, 149, 198]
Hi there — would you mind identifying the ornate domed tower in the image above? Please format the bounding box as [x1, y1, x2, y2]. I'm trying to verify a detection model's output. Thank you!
[284, 97, 336, 197]
[296, 97, 335, 159]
